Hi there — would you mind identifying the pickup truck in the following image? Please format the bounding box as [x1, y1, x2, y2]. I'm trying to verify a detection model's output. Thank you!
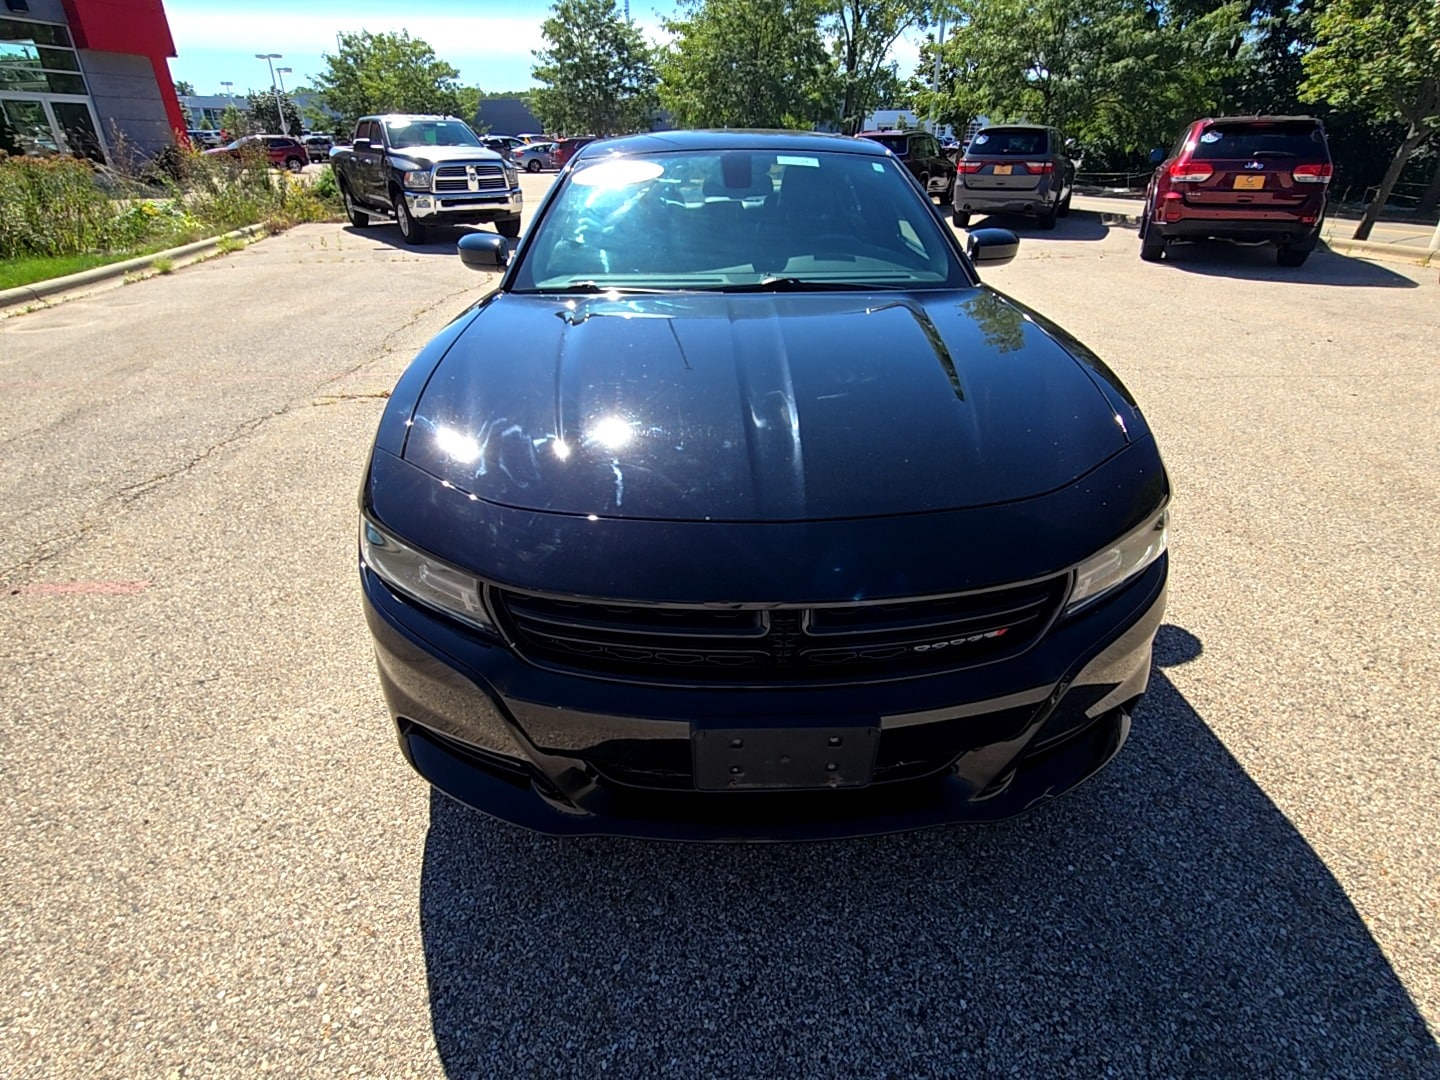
[330, 114, 523, 244]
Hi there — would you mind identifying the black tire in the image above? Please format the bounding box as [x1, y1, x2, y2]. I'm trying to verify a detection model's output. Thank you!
[1276, 244, 1312, 267]
[1139, 212, 1166, 262]
[285, 156, 304, 172]
[952, 208, 971, 228]
[526, 159, 542, 173]
[340, 181, 371, 228]
[496, 216, 522, 240]
[937, 177, 954, 207]
[1036, 202, 1058, 230]
[1058, 177, 1073, 217]
[394, 190, 428, 245]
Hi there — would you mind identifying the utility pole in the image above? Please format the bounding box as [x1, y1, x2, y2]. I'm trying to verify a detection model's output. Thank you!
[255, 53, 288, 135]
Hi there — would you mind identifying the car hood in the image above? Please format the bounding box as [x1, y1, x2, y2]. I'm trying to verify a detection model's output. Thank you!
[387, 145, 505, 167]
[402, 288, 1133, 522]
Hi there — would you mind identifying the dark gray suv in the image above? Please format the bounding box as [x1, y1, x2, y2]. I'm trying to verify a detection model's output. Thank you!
[952, 125, 1076, 230]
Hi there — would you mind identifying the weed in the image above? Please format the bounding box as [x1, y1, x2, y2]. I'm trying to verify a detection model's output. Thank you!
[215, 235, 246, 254]
[151, 256, 175, 274]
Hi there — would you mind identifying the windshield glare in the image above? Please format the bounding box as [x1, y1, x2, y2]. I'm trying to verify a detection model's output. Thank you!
[512, 149, 967, 292]
[384, 120, 481, 149]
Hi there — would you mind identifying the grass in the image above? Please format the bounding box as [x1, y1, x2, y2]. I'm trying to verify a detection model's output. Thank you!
[0, 252, 136, 291]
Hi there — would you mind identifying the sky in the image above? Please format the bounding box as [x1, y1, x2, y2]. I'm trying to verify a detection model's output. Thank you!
[164, 0, 923, 99]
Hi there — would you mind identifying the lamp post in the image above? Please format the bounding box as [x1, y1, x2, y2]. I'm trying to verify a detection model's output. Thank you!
[255, 53, 288, 135]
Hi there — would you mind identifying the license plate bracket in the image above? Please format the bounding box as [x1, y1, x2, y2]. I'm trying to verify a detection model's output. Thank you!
[693, 725, 879, 791]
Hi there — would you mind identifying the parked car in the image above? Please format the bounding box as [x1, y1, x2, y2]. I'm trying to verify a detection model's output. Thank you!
[204, 134, 308, 171]
[481, 135, 522, 160]
[1139, 115, 1332, 267]
[358, 130, 1170, 841]
[185, 129, 222, 149]
[952, 125, 1076, 230]
[859, 129, 956, 205]
[330, 114, 522, 244]
[552, 136, 596, 168]
[302, 133, 334, 162]
[515, 141, 555, 172]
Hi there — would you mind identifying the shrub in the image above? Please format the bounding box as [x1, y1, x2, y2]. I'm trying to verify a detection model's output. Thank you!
[0, 155, 114, 259]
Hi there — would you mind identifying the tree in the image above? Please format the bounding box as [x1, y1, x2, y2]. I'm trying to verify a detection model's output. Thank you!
[313, 30, 466, 134]
[219, 104, 253, 139]
[248, 90, 301, 136]
[531, 0, 657, 135]
[174, 80, 196, 97]
[658, 0, 834, 128]
[826, 0, 932, 133]
[911, 0, 1246, 168]
[1301, 0, 1440, 239]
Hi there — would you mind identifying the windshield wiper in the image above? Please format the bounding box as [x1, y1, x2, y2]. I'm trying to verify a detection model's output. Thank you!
[711, 277, 896, 293]
[538, 282, 675, 294]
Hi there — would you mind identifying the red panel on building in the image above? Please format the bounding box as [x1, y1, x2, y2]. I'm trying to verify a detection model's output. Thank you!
[60, 0, 185, 140]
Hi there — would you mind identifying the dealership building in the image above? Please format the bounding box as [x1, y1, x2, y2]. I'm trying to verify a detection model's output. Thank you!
[1, 0, 183, 163]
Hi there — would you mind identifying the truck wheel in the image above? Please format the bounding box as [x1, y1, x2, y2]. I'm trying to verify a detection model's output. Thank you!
[340, 181, 371, 228]
[394, 191, 428, 245]
[497, 217, 522, 240]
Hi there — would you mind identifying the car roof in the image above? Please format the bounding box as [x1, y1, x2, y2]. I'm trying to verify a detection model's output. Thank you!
[576, 130, 890, 158]
[1199, 115, 1322, 126]
[976, 123, 1048, 132]
[858, 130, 914, 137]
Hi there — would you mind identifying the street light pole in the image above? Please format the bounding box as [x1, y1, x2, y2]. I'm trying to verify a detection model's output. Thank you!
[255, 53, 288, 135]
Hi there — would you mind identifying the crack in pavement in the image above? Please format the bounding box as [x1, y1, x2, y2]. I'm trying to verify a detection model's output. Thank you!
[0, 284, 477, 583]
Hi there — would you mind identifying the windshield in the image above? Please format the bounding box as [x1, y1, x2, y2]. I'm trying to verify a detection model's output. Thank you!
[968, 129, 1049, 156]
[1192, 122, 1326, 160]
[511, 148, 969, 293]
[383, 119, 481, 150]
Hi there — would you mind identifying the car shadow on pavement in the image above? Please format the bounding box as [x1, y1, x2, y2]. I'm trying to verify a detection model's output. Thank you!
[418, 623, 1439, 1078]
[963, 210, 1110, 242]
[1153, 241, 1420, 289]
[342, 223, 519, 258]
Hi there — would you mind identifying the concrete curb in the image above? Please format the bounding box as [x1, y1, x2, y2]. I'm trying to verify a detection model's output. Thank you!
[1322, 236, 1433, 265]
[0, 223, 270, 313]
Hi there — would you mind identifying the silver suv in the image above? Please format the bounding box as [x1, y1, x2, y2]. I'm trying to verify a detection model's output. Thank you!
[952, 125, 1077, 230]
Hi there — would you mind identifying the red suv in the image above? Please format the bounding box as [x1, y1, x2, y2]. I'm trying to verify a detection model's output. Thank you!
[1140, 115, 1332, 267]
[553, 136, 597, 168]
[205, 135, 308, 172]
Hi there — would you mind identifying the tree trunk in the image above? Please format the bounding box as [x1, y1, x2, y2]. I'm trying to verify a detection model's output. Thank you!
[1418, 149, 1440, 218]
[1354, 126, 1427, 240]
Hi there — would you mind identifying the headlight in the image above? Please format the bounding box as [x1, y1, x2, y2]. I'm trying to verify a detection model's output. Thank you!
[1066, 505, 1168, 615]
[360, 519, 497, 635]
[402, 169, 432, 189]
[504, 165, 518, 186]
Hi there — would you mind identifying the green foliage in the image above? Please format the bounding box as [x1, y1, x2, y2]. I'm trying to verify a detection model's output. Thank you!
[911, 0, 1247, 164]
[1301, 0, 1439, 129]
[174, 80, 196, 97]
[314, 30, 466, 134]
[531, 0, 658, 135]
[248, 90, 303, 136]
[0, 144, 342, 267]
[658, 0, 834, 128]
[1301, 0, 1440, 235]
[219, 105, 253, 139]
[310, 164, 340, 200]
[828, 0, 933, 133]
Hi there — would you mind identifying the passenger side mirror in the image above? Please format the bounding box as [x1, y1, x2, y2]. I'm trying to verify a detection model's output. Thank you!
[1148, 147, 1166, 166]
[967, 228, 1019, 268]
[457, 232, 510, 271]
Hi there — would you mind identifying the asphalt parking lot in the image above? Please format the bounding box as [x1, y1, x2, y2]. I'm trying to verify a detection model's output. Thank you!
[2, 171, 1438, 1077]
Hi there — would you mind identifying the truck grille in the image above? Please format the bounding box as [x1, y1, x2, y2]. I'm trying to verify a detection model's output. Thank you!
[433, 163, 508, 194]
[489, 577, 1068, 685]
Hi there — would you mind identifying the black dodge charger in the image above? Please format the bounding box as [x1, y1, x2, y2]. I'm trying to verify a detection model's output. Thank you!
[358, 131, 1169, 840]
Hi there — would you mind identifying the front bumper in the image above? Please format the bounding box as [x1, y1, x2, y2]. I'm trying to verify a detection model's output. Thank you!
[405, 187, 522, 222]
[361, 554, 1168, 841]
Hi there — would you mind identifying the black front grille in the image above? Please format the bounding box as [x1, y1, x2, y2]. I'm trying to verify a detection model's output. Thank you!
[433, 163, 507, 193]
[490, 577, 1068, 685]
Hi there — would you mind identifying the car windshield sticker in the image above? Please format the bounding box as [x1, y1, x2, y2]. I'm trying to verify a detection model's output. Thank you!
[1200, 131, 1223, 143]
[972, 134, 989, 145]
[777, 155, 819, 167]
[572, 160, 665, 187]
[872, 162, 885, 172]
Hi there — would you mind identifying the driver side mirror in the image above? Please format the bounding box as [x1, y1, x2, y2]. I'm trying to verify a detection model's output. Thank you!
[967, 228, 1019, 267]
[1148, 147, 1166, 166]
[457, 231, 510, 271]
[352, 138, 371, 152]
